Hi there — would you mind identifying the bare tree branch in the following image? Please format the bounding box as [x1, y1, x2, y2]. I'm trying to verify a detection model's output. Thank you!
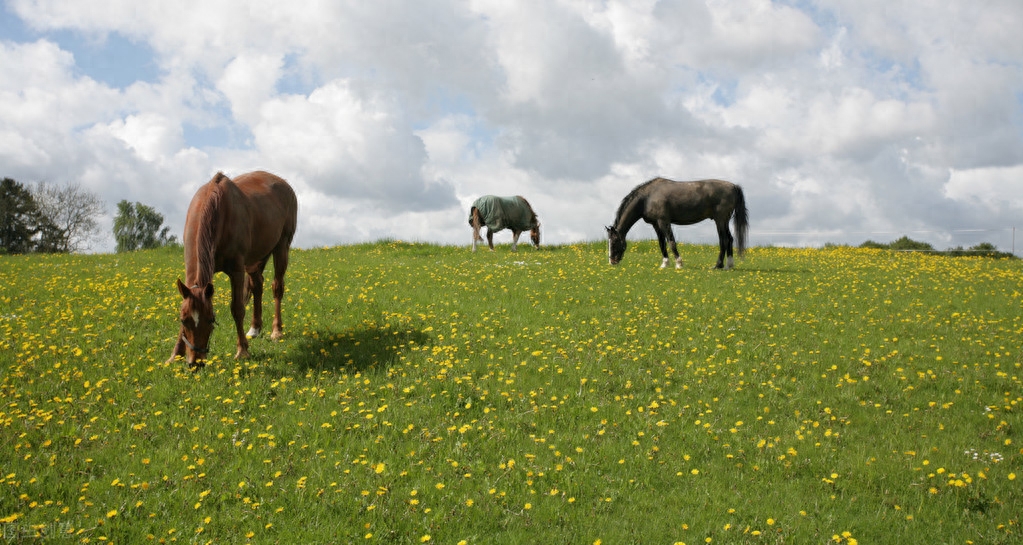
[33, 181, 105, 253]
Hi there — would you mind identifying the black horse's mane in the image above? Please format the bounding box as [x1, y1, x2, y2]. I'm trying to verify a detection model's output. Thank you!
[614, 177, 662, 222]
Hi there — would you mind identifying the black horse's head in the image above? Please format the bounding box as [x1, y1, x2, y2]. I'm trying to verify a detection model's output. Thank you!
[606, 226, 626, 265]
[176, 279, 216, 366]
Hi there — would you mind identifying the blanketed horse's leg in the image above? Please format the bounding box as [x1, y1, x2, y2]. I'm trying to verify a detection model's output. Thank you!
[270, 243, 290, 340]
[471, 208, 483, 252]
[228, 270, 251, 359]
[487, 229, 495, 251]
[511, 230, 520, 251]
[246, 262, 267, 338]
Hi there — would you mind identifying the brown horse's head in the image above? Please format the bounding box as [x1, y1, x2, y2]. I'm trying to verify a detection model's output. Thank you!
[176, 279, 216, 365]
[606, 226, 626, 265]
[530, 219, 541, 249]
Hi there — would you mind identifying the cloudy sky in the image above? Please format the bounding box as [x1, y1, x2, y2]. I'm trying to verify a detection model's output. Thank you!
[2, 0, 1022, 254]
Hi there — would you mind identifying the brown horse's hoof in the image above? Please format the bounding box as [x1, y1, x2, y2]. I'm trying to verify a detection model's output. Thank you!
[270, 330, 283, 341]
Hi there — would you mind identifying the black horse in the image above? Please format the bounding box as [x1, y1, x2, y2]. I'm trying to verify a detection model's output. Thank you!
[606, 177, 748, 269]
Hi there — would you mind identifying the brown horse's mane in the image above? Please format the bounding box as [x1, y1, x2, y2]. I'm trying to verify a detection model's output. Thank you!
[188, 172, 228, 286]
[516, 195, 540, 228]
[613, 177, 661, 222]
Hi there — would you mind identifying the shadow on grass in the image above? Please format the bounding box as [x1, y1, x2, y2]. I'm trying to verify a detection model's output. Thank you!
[287, 323, 433, 375]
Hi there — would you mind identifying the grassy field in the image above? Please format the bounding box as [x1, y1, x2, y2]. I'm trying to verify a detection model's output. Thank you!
[1, 240, 1020, 544]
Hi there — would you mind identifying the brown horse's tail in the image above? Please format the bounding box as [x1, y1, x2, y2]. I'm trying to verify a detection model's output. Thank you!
[732, 185, 749, 257]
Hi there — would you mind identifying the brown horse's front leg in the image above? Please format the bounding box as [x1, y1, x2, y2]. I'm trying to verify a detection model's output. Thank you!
[167, 325, 186, 363]
[246, 267, 265, 338]
[229, 271, 250, 359]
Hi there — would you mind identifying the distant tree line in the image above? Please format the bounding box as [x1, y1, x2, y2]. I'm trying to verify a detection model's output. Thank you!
[853, 236, 1016, 258]
[1, 176, 177, 255]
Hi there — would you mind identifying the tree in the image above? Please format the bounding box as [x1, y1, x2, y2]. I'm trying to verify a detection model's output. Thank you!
[888, 236, 934, 252]
[113, 200, 177, 252]
[32, 181, 105, 253]
[0, 177, 61, 254]
[860, 236, 934, 252]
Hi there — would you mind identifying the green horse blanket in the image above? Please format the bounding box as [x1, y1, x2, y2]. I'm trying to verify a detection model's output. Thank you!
[471, 196, 534, 231]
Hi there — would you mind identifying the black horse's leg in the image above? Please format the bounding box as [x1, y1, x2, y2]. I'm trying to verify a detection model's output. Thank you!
[653, 224, 670, 268]
[665, 223, 682, 269]
[715, 220, 733, 269]
[725, 224, 735, 269]
[655, 221, 682, 269]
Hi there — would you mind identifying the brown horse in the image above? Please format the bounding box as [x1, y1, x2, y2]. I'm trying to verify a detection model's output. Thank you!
[168, 171, 298, 367]
[469, 195, 540, 251]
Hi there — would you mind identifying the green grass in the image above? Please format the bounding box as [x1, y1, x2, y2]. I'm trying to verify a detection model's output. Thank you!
[1, 241, 1020, 544]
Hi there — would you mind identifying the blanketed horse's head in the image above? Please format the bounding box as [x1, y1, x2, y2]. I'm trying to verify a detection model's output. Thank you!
[606, 226, 626, 265]
[176, 279, 216, 365]
[530, 218, 541, 249]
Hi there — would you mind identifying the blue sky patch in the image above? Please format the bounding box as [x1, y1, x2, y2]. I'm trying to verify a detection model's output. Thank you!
[55, 29, 160, 88]
[275, 53, 320, 97]
[1, 7, 160, 88]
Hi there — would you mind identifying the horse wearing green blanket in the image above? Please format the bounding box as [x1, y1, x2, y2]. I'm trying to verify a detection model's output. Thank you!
[469, 195, 541, 251]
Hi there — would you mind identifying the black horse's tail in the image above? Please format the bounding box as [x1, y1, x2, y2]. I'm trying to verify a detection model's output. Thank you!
[732, 185, 749, 257]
